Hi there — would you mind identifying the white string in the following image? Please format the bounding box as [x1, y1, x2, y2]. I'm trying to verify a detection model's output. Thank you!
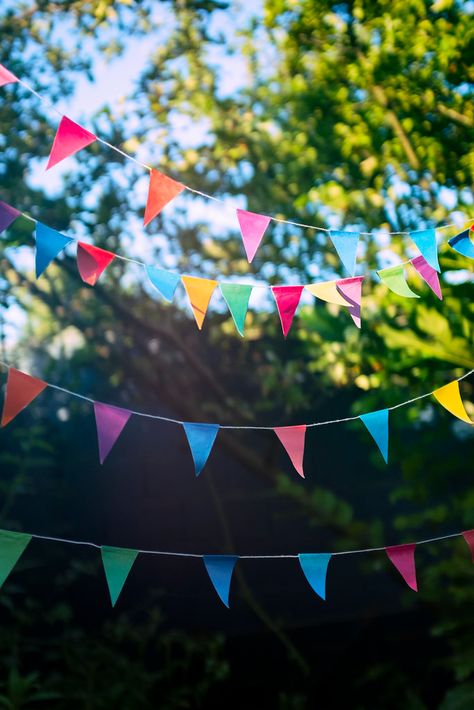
[0, 360, 471, 430]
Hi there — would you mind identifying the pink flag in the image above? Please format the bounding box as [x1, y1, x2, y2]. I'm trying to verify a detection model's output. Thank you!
[77, 242, 115, 286]
[462, 530, 474, 563]
[274, 425, 306, 478]
[271, 286, 304, 337]
[94, 402, 131, 464]
[336, 276, 364, 328]
[411, 255, 442, 300]
[385, 543, 418, 591]
[0, 64, 18, 87]
[236, 209, 271, 263]
[46, 116, 97, 170]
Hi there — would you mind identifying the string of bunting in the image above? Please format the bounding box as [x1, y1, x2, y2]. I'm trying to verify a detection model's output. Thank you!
[1, 363, 472, 476]
[0, 527, 472, 607]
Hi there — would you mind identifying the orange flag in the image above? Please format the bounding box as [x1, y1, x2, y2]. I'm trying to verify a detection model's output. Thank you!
[181, 276, 218, 329]
[144, 169, 185, 226]
[1, 368, 47, 427]
[432, 381, 473, 425]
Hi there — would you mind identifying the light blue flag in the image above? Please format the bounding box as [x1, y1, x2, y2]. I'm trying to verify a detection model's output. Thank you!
[145, 265, 181, 302]
[35, 222, 74, 277]
[183, 422, 219, 476]
[329, 230, 360, 276]
[449, 230, 474, 259]
[360, 409, 389, 463]
[298, 553, 332, 601]
[203, 555, 238, 607]
[409, 228, 439, 272]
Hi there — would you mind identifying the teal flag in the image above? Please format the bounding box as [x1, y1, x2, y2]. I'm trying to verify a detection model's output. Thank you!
[360, 409, 389, 463]
[220, 283, 253, 336]
[101, 546, 138, 607]
[0, 529, 32, 588]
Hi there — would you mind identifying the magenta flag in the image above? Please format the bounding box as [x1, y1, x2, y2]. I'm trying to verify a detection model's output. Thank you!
[0, 64, 18, 87]
[236, 209, 271, 262]
[93, 402, 132, 464]
[385, 543, 418, 591]
[46, 116, 97, 170]
[274, 425, 306, 478]
[462, 530, 474, 563]
[410, 255, 442, 300]
[336, 276, 364, 328]
[271, 285, 304, 337]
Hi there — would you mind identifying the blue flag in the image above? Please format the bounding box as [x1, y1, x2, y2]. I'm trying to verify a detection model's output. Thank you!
[182, 422, 219, 476]
[360, 409, 389, 463]
[203, 555, 238, 607]
[35, 222, 73, 277]
[298, 553, 332, 601]
[145, 265, 181, 302]
[329, 231, 360, 276]
[409, 228, 439, 272]
[449, 229, 474, 259]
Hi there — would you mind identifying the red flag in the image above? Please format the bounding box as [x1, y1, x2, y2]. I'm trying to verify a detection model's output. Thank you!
[462, 530, 474, 562]
[77, 242, 115, 286]
[46, 116, 96, 170]
[274, 425, 306, 478]
[385, 543, 418, 591]
[271, 286, 304, 337]
[1, 368, 47, 427]
[0, 64, 18, 87]
[144, 169, 184, 226]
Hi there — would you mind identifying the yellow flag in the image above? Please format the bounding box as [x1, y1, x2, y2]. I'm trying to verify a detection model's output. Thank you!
[181, 276, 218, 330]
[305, 281, 351, 306]
[433, 381, 473, 425]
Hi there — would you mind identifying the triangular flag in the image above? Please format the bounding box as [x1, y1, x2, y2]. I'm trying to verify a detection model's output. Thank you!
[181, 275, 218, 329]
[377, 264, 419, 298]
[0, 64, 18, 87]
[101, 546, 138, 607]
[0, 530, 31, 588]
[236, 209, 271, 263]
[336, 276, 364, 328]
[182, 423, 219, 476]
[35, 222, 74, 277]
[385, 543, 418, 591]
[329, 230, 360, 276]
[220, 283, 253, 337]
[360, 409, 389, 463]
[1, 368, 47, 427]
[143, 169, 184, 226]
[203, 555, 238, 607]
[271, 286, 304, 337]
[432, 381, 473, 425]
[46, 116, 96, 170]
[298, 553, 332, 601]
[462, 530, 474, 563]
[77, 242, 115, 286]
[145, 265, 180, 302]
[274, 425, 306, 478]
[409, 228, 439, 271]
[305, 281, 351, 306]
[410, 255, 442, 300]
[449, 228, 474, 259]
[0, 201, 20, 234]
[94, 402, 132, 464]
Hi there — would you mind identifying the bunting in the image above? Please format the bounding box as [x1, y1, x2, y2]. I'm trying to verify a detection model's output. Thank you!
[35, 222, 74, 277]
[101, 546, 138, 607]
[274, 425, 306, 478]
[410, 255, 442, 300]
[329, 230, 360, 276]
[360, 409, 389, 463]
[219, 283, 253, 337]
[1, 368, 47, 427]
[298, 553, 332, 601]
[236, 209, 271, 263]
[449, 228, 474, 259]
[94, 402, 132, 464]
[409, 228, 439, 272]
[271, 286, 304, 337]
[46, 116, 97, 170]
[432, 381, 473, 425]
[0, 200, 20, 233]
[0, 530, 31, 588]
[143, 169, 184, 226]
[377, 264, 419, 298]
[182, 423, 219, 476]
[385, 543, 418, 591]
[77, 242, 115, 286]
[203, 555, 238, 607]
[146, 265, 181, 302]
[181, 276, 218, 330]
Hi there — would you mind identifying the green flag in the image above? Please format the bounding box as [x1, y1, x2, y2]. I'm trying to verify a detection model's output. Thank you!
[0, 529, 32, 588]
[101, 546, 138, 607]
[377, 265, 419, 298]
[220, 283, 253, 336]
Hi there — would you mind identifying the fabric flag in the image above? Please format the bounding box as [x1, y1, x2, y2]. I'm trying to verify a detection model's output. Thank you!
[432, 381, 473, 425]
[336, 276, 364, 328]
[203, 555, 238, 608]
[236, 209, 271, 263]
[360, 409, 389, 463]
[449, 228, 474, 259]
[377, 264, 419, 298]
[1, 368, 47, 427]
[0, 64, 18, 87]
[77, 242, 115, 286]
[298, 553, 332, 601]
[101, 546, 138, 607]
[410, 255, 442, 300]
[181, 276, 218, 330]
[409, 228, 439, 271]
[145, 265, 180, 302]
[220, 283, 253, 337]
[35, 222, 74, 277]
[274, 425, 306, 478]
[183, 422, 219, 476]
[271, 286, 304, 337]
[46, 116, 96, 170]
[143, 169, 184, 226]
[0, 201, 20, 234]
[462, 530, 474, 563]
[385, 543, 418, 591]
[0, 530, 31, 588]
[305, 280, 351, 306]
[329, 230, 360, 276]
[94, 402, 132, 465]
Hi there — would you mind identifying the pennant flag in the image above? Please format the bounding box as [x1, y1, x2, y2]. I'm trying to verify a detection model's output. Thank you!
[35, 222, 74, 277]
[298, 553, 332, 601]
[449, 228, 474, 259]
[203, 555, 238, 607]
[336, 276, 364, 328]
[0, 201, 20, 234]
[94, 402, 132, 465]
[462, 530, 474, 563]
[377, 264, 419, 298]
[183, 422, 219, 476]
[271, 286, 304, 337]
[274, 425, 306, 478]
[143, 169, 184, 226]
[220, 283, 253, 337]
[432, 381, 473, 425]
[1, 368, 47, 427]
[329, 230, 360, 276]
[77, 242, 115, 286]
[360, 409, 389, 463]
[101, 546, 138, 607]
[410, 255, 442, 300]
[305, 280, 351, 306]
[145, 265, 180, 302]
[0, 64, 18, 87]
[236, 209, 271, 263]
[409, 228, 439, 271]
[181, 276, 218, 330]
[0, 530, 31, 588]
[46, 116, 96, 170]
[385, 543, 418, 591]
